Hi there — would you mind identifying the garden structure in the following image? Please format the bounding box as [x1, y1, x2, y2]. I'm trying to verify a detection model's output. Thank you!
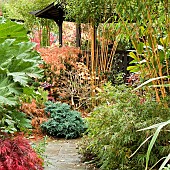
[30, 1, 131, 67]
[30, 2, 81, 47]
[30, 1, 133, 103]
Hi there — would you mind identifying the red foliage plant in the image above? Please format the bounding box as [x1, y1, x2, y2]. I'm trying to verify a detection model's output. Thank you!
[38, 46, 92, 110]
[38, 46, 81, 75]
[0, 135, 43, 170]
[20, 99, 47, 135]
[38, 46, 82, 102]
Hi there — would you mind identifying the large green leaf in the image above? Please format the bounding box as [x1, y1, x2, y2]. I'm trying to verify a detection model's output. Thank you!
[0, 39, 43, 86]
[0, 74, 20, 106]
[8, 72, 29, 86]
[0, 17, 28, 44]
[0, 39, 43, 106]
[0, 74, 21, 94]
[0, 17, 44, 134]
[0, 39, 16, 68]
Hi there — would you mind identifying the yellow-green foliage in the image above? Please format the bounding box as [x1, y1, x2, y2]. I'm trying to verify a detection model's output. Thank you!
[3, 0, 54, 29]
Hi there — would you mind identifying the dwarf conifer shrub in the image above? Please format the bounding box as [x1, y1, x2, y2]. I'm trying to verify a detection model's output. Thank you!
[41, 101, 87, 139]
[0, 135, 43, 170]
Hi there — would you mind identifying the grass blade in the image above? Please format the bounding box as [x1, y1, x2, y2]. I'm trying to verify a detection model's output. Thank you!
[145, 126, 162, 170]
[133, 76, 168, 91]
[129, 135, 153, 158]
[149, 157, 166, 170]
[138, 120, 170, 132]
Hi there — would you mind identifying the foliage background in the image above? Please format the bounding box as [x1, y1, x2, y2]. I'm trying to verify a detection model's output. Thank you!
[80, 83, 170, 170]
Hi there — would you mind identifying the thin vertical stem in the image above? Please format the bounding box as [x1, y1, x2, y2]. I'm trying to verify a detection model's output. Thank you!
[91, 23, 95, 106]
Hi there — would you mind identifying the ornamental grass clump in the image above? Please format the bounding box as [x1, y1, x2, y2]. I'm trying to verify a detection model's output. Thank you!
[79, 83, 170, 170]
[41, 101, 87, 139]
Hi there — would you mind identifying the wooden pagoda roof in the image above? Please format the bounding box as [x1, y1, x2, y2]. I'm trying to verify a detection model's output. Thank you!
[30, 2, 74, 23]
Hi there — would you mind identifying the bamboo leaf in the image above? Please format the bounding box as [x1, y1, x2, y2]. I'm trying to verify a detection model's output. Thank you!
[137, 42, 144, 54]
[129, 52, 138, 60]
[149, 84, 170, 88]
[129, 135, 153, 158]
[145, 125, 162, 170]
[138, 120, 170, 132]
[133, 76, 168, 91]
[127, 65, 140, 72]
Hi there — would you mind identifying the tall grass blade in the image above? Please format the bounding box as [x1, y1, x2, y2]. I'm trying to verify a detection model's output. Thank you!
[149, 157, 167, 170]
[138, 120, 170, 132]
[145, 126, 163, 170]
[129, 135, 152, 158]
[143, 120, 170, 170]
[133, 76, 168, 91]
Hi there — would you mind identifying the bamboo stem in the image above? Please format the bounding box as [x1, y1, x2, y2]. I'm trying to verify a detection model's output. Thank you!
[91, 23, 95, 106]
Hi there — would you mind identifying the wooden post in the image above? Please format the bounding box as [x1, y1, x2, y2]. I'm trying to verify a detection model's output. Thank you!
[58, 22, 63, 47]
[55, 20, 63, 47]
[76, 23, 81, 47]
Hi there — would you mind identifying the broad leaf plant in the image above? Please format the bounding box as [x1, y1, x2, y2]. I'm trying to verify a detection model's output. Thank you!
[0, 17, 43, 133]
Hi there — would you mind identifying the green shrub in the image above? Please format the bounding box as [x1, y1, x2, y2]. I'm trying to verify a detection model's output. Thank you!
[80, 83, 170, 170]
[41, 101, 87, 139]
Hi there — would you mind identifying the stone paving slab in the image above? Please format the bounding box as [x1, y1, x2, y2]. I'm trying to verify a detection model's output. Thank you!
[44, 138, 88, 170]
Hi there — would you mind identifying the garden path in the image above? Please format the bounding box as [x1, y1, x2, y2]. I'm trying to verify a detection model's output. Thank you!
[44, 138, 95, 170]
